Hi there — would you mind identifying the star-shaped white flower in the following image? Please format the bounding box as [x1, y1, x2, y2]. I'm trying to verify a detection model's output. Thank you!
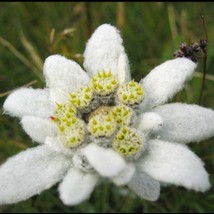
[1, 24, 214, 206]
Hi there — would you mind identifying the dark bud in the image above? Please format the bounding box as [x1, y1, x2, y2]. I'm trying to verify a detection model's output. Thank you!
[200, 39, 208, 50]
[189, 55, 198, 63]
[184, 47, 194, 57]
[180, 42, 187, 51]
[191, 42, 200, 52]
[173, 49, 184, 58]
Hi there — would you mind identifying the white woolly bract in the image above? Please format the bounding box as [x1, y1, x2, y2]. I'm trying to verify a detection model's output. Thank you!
[112, 163, 136, 186]
[45, 136, 74, 156]
[21, 116, 58, 144]
[0, 145, 71, 205]
[137, 140, 211, 192]
[138, 112, 163, 133]
[83, 24, 130, 81]
[153, 103, 214, 143]
[141, 58, 196, 110]
[44, 55, 90, 103]
[81, 143, 126, 177]
[118, 53, 131, 83]
[58, 168, 98, 206]
[3, 87, 54, 118]
[128, 171, 160, 201]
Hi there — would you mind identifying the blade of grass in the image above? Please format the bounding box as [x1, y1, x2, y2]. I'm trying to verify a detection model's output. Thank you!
[0, 80, 37, 97]
[20, 32, 43, 71]
[0, 36, 43, 81]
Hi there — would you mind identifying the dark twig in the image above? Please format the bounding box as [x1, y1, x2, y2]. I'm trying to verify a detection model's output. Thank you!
[198, 15, 208, 105]
[85, 2, 92, 40]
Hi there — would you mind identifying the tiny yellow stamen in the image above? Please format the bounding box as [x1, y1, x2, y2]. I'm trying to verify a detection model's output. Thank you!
[110, 104, 133, 126]
[88, 113, 117, 137]
[112, 127, 144, 157]
[70, 86, 93, 109]
[91, 70, 118, 96]
[54, 103, 76, 122]
[117, 80, 144, 105]
[59, 117, 85, 148]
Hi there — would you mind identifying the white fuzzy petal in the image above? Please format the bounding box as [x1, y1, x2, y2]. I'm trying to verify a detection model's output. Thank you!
[44, 55, 90, 103]
[21, 116, 58, 144]
[118, 53, 131, 83]
[137, 140, 211, 192]
[0, 145, 71, 205]
[141, 58, 196, 110]
[81, 143, 126, 177]
[128, 171, 160, 201]
[3, 88, 54, 118]
[58, 168, 98, 206]
[137, 112, 163, 134]
[45, 136, 74, 156]
[112, 163, 135, 186]
[83, 24, 130, 82]
[153, 103, 214, 143]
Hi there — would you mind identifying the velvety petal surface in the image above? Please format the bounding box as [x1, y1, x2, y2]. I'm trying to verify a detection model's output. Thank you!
[0, 145, 71, 205]
[141, 58, 196, 110]
[81, 143, 126, 177]
[3, 88, 54, 118]
[137, 140, 211, 192]
[153, 103, 214, 143]
[44, 55, 90, 103]
[21, 116, 58, 144]
[128, 171, 160, 201]
[58, 168, 98, 206]
[83, 24, 131, 83]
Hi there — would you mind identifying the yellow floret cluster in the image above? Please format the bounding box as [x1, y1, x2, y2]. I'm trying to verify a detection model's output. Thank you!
[70, 86, 93, 109]
[112, 127, 144, 157]
[53, 103, 85, 148]
[51, 70, 145, 157]
[91, 70, 118, 96]
[117, 80, 144, 105]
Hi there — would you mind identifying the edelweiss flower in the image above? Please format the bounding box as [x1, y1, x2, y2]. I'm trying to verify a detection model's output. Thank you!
[1, 24, 214, 206]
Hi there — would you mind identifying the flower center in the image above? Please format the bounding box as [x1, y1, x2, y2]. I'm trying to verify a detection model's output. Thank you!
[88, 106, 117, 137]
[51, 71, 146, 158]
[110, 104, 133, 126]
[117, 80, 144, 105]
[112, 127, 144, 157]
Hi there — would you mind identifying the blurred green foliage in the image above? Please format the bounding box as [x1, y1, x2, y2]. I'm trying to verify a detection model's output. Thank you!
[0, 2, 214, 213]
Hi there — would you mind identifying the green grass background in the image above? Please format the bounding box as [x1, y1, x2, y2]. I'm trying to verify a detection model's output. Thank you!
[0, 2, 214, 213]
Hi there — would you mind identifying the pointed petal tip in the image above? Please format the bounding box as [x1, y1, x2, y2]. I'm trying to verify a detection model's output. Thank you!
[83, 24, 130, 81]
[3, 88, 53, 118]
[154, 103, 214, 143]
[43, 54, 90, 103]
[138, 140, 211, 193]
[141, 57, 197, 110]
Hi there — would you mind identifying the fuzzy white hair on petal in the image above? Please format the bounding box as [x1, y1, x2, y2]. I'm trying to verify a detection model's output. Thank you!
[81, 143, 126, 177]
[3, 88, 54, 118]
[137, 140, 211, 192]
[83, 24, 130, 82]
[141, 58, 197, 110]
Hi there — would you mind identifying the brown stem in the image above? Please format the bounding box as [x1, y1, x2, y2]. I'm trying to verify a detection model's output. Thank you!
[198, 16, 208, 105]
[198, 52, 207, 105]
[85, 2, 92, 40]
[117, 2, 125, 30]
